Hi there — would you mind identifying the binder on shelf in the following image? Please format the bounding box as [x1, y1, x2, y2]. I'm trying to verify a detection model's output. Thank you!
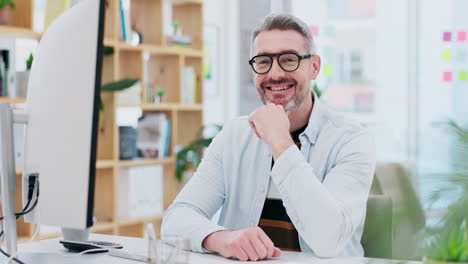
[118, 165, 163, 220]
[163, 120, 171, 157]
[119, 0, 132, 44]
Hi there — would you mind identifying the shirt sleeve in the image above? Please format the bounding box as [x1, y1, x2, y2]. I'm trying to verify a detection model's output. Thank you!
[270, 129, 376, 257]
[161, 124, 229, 253]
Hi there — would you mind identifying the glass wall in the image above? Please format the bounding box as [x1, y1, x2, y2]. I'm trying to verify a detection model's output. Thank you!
[237, 0, 468, 219]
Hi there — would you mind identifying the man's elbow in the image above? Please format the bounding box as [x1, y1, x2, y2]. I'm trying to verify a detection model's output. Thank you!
[313, 244, 341, 258]
[161, 205, 177, 237]
[307, 223, 351, 258]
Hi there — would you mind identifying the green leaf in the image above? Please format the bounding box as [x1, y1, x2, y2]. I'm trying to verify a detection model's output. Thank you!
[424, 120, 468, 262]
[0, 0, 15, 9]
[101, 79, 139, 92]
[174, 124, 223, 182]
[312, 83, 322, 98]
[26, 53, 33, 71]
[103, 46, 114, 56]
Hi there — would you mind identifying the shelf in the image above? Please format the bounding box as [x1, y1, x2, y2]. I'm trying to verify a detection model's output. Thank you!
[140, 103, 202, 111]
[92, 222, 115, 232]
[0, 26, 42, 39]
[118, 157, 175, 167]
[118, 103, 203, 111]
[105, 41, 203, 57]
[176, 104, 204, 111]
[18, 236, 30, 242]
[171, 0, 203, 6]
[96, 160, 115, 169]
[118, 215, 163, 226]
[36, 233, 61, 240]
[0, 97, 26, 104]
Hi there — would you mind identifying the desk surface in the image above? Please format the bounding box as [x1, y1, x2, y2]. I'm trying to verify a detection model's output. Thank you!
[7, 234, 422, 264]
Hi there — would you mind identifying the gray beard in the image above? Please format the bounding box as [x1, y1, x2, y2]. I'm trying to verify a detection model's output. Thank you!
[261, 86, 309, 112]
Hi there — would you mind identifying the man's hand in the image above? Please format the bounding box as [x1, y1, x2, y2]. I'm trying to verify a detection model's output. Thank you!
[202, 227, 281, 261]
[248, 103, 294, 159]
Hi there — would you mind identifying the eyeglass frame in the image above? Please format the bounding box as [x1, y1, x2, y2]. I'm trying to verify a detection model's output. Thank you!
[248, 52, 313, 74]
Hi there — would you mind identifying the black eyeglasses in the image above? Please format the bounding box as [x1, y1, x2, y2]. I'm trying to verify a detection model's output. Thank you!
[248, 52, 312, 74]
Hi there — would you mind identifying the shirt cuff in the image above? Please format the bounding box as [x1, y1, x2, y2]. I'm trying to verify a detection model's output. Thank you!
[271, 145, 305, 184]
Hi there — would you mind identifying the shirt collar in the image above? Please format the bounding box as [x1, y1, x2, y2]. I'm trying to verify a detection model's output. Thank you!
[301, 91, 325, 145]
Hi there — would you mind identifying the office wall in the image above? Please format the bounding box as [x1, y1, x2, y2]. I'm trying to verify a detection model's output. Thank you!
[203, 0, 240, 126]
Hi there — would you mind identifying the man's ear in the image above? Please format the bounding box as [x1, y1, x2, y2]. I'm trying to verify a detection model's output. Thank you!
[310, 55, 321, 80]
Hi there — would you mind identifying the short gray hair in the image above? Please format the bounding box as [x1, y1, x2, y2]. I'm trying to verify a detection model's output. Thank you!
[251, 13, 316, 54]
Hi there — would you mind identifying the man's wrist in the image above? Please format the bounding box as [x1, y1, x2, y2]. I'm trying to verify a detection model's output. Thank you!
[203, 230, 228, 253]
[271, 138, 294, 160]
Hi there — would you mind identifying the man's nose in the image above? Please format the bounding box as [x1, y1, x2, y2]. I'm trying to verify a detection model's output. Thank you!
[268, 59, 286, 78]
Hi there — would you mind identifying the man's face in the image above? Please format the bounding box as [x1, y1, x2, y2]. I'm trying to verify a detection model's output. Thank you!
[251, 29, 320, 111]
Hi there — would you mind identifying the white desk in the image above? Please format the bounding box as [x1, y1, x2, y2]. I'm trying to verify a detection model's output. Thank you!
[5, 234, 422, 264]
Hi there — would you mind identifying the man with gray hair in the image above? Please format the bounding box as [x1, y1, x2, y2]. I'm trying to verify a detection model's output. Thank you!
[162, 13, 375, 261]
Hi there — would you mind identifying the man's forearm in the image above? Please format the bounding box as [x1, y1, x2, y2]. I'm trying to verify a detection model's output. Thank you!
[161, 205, 226, 253]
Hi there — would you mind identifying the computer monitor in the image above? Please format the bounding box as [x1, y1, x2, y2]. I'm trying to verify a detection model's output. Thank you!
[22, 0, 104, 229]
[0, 0, 105, 257]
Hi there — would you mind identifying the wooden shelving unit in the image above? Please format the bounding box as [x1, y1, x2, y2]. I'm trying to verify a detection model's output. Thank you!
[0, 97, 26, 103]
[7, 0, 204, 240]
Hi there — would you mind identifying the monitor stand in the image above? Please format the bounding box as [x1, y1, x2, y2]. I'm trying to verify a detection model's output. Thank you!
[0, 103, 21, 255]
[62, 227, 91, 242]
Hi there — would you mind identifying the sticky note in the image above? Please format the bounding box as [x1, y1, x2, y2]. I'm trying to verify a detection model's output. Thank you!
[323, 25, 335, 37]
[443, 72, 453, 82]
[352, 0, 375, 16]
[443, 50, 452, 61]
[459, 71, 468, 81]
[458, 31, 467, 42]
[443, 32, 452, 42]
[309, 25, 319, 37]
[324, 64, 333, 76]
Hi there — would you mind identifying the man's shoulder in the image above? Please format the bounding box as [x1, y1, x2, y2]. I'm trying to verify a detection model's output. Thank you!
[320, 105, 368, 137]
[219, 116, 254, 138]
[224, 116, 252, 130]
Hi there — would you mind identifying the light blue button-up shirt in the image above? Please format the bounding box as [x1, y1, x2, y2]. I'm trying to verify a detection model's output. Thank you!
[162, 96, 376, 258]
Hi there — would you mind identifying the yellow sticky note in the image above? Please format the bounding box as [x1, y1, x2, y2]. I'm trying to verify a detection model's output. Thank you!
[443, 50, 452, 61]
[324, 64, 333, 76]
[460, 71, 468, 81]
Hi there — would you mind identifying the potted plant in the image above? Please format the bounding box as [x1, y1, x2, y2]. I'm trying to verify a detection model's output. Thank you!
[175, 124, 222, 183]
[424, 121, 468, 263]
[0, 0, 15, 25]
[15, 52, 33, 98]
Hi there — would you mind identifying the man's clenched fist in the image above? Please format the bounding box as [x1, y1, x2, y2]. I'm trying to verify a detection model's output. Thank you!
[203, 227, 281, 261]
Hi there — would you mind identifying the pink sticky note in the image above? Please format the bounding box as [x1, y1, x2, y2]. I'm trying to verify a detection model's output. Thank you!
[352, 0, 375, 16]
[443, 32, 452, 42]
[458, 31, 467, 42]
[309, 25, 319, 37]
[443, 72, 453, 82]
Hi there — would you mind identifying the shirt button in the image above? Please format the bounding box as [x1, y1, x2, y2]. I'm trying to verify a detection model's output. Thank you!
[260, 187, 265, 193]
